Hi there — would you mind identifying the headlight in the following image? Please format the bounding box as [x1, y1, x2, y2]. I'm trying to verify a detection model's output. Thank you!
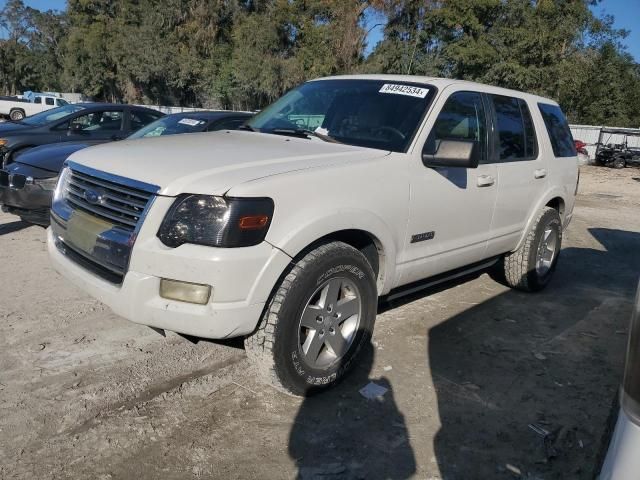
[52, 166, 71, 205]
[0, 139, 7, 147]
[157, 194, 274, 248]
[36, 175, 60, 190]
[622, 281, 640, 425]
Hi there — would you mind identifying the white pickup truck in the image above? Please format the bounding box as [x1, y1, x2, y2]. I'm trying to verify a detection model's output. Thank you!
[0, 95, 69, 121]
[48, 75, 579, 395]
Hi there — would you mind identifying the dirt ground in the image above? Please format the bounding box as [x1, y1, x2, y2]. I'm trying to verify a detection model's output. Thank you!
[1, 166, 639, 480]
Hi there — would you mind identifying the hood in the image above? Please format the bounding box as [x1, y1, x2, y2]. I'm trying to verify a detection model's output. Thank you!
[0, 121, 30, 135]
[67, 131, 389, 196]
[7, 160, 58, 179]
[15, 140, 108, 173]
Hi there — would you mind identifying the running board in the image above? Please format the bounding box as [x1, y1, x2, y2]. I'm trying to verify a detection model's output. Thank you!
[385, 257, 500, 302]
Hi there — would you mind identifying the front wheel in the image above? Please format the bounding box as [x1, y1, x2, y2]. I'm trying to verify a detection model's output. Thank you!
[245, 241, 377, 396]
[497, 207, 562, 292]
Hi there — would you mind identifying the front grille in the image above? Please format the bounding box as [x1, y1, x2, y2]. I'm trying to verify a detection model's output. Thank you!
[65, 169, 153, 230]
[51, 163, 159, 285]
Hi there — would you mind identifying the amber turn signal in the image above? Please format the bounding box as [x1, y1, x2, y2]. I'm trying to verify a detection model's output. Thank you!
[239, 215, 269, 230]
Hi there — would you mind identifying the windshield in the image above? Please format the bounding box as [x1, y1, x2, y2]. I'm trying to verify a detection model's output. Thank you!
[247, 79, 435, 152]
[128, 115, 208, 139]
[21, 104, 86, 126]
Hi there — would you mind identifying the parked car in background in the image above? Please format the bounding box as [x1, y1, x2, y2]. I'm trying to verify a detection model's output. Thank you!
[0, 110, 252, 225]
[0, 94, 69, 121]
[600, 280, 640, 479]
[0, 103, 163, 167]
[48, 75, 579, 395]
[595, 129, 640, 169]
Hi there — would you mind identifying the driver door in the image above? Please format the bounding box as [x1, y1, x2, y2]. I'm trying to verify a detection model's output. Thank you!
[400, 89, 498, 286]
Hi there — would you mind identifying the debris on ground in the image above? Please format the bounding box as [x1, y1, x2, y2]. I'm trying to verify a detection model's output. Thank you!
[359, 382, 388, 400]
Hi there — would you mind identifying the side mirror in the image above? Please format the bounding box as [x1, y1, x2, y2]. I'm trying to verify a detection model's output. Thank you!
[422, 139, 478, 169]
[68, 123, 85, 135]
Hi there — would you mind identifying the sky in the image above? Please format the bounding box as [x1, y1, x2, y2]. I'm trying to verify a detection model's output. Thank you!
[5, 0, 640, 62]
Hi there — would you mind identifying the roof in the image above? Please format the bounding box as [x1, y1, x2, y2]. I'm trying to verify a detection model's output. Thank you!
[313, 74, 559, 106]
[164, 110, 253, 120]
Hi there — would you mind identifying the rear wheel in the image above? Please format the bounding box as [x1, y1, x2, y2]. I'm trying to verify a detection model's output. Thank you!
[497, 207, 562, 292]
[9, 109, 25, 121]
[245, 241, 377, 396]
[612, 156, 626, 169]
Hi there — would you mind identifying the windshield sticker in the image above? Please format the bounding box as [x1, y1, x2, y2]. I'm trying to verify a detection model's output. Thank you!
[379, 84, 429, 98]
[178, 118, 204, 126]
[314, 126, 330, 136]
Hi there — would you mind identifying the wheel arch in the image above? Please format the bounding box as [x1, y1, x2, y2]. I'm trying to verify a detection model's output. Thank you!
[514, 191, 568, 251]
[268, 213, 398, 295]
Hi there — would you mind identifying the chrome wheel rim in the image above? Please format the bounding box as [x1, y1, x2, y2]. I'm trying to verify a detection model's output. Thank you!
[297, 277, 362, 369]
[536, 225, 558, 276]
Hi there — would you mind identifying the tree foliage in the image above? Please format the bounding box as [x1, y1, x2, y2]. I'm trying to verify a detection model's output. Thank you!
[0, 0, 639, 126]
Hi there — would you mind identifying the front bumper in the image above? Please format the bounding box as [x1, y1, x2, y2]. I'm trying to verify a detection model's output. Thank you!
[47, 226, 292, 339]
[600, 408, 640, 480]
[0, 183, 52, 224]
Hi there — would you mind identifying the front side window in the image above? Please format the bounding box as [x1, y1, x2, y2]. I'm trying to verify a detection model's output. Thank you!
[491, 95, 537, 161]
[70, 111, 123, 131]
[21, 104, 86, 126]
[247, 79, 435, 152]
[423, 91, 487, 163]
[538, 103, 576, 157]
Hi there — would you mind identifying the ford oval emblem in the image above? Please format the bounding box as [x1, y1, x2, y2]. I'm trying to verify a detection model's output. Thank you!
[84, 189, 101, 205]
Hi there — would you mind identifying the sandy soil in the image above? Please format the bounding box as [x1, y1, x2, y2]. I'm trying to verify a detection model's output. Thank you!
[1, 165, 639, 479]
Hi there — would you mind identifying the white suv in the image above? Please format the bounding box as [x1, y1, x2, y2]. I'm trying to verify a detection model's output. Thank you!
[48, 75, 579, 395]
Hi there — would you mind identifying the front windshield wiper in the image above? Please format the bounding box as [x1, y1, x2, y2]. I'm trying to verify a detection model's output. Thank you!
[237, 124, 257, 132]
[269, 128, 342, 144]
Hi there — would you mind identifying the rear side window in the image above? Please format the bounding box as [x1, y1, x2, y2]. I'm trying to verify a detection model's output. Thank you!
[131, 110, 163, 130]
[34, 97, 42, 104]
[538, 103, 576, 157]
[45, 97, 55, 106]
[491, 95, 537, 161]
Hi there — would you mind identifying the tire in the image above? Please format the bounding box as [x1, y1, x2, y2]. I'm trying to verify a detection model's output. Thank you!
[9, 109, 25, 121]
[612, 156, 626, 169]
[498, 207, 562, 292]
[245, 241, 377, 396]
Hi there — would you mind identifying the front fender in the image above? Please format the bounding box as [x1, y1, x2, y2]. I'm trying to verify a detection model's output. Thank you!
[267, 209, 398, 295]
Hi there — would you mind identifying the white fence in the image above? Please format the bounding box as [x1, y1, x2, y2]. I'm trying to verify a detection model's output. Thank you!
[570, 124, 640, 159]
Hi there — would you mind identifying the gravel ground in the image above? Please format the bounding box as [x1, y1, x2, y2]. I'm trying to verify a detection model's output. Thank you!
[1, 165, 639, 479]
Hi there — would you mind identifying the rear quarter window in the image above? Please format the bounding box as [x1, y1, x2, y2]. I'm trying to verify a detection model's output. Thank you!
[538, 103, 576, 157]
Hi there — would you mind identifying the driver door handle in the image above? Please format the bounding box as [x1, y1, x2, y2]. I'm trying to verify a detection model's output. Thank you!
[534, 168, 547, 179]
[477, 174, 495, 187]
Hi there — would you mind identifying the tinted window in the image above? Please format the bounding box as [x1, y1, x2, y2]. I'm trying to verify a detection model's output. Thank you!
[492, 95, 539, 160]
[70, 111, 123, 131]
[248, 80, 434, 152]
[538, 103, 576, 157]
[424, 91, 486, 163]
[131, 110, 163, 130]
[34, 97, 42, 104]
[45, 97, 55, 106]
[57, 98, 69, 106]
[208, 118, 248, 131]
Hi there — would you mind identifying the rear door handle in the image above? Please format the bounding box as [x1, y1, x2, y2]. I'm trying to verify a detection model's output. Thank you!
[477, 174, 495, 187]
[534, 169, 547, 179]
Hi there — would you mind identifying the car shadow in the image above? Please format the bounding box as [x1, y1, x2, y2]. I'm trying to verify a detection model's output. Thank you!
[429, 228, 640, 479]
[286, 229, 639, 479]
[288, 341, 416, 479]
[0, 220, 32, 236]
